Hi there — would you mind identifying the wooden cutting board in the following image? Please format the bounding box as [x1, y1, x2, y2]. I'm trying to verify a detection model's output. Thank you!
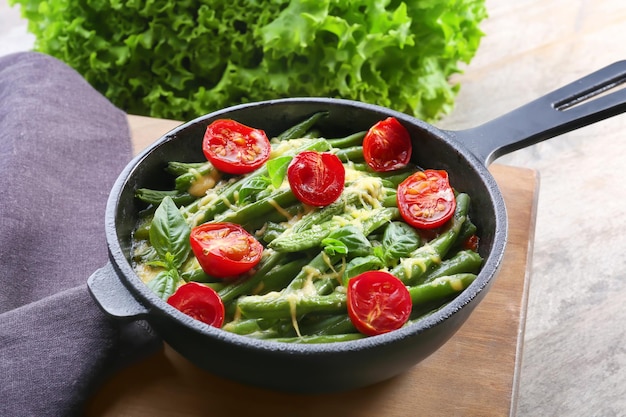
[84, 115, 538, 417]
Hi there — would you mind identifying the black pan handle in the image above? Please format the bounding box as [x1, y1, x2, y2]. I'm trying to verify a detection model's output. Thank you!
[446, 60, 626, 165]
[88, 262, 150, 320]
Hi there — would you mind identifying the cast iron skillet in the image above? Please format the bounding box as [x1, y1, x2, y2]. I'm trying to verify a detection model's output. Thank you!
[88, 61, 626, 393]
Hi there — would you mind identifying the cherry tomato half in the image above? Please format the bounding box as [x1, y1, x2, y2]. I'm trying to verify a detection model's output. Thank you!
[397, 169, 456, 230]
[287, 150, 345, 207]
[347, 271, 412, 336]
[363, 117, 412, 172]
[202, 119, 271, 175]
[167, 282, 225, 328]
[189, 222, 263, 279]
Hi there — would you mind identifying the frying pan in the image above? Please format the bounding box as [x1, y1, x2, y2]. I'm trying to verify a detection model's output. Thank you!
[88, 61, 626, 393]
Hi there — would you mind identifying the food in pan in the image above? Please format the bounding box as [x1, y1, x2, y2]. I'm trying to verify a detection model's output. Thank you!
[131, 112, 483, 342]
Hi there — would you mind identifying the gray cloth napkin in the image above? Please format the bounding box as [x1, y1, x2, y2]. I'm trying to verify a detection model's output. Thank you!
[0, 52, 160, 416]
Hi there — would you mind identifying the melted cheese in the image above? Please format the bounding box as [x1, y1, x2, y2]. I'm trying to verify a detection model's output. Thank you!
[344, 175, 385, 209]
[344, 166, 367, 182]
[268, 199, 294, 221]
[400, 244, 441, 278]
[188, 169, 221, 197]
[270, 138, 309, 158]
[133, 263, 162, 283]
[448, 276, 464, 291]
[286, 293, 302, 337]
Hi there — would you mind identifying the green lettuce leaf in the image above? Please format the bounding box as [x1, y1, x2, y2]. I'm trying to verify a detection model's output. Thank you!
[10, 0, 487, 122]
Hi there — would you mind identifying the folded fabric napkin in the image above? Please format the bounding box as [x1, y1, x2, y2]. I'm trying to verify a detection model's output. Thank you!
[0, 52, 161, 417]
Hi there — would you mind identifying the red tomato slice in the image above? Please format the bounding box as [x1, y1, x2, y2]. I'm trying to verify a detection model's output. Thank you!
[287, 150, 345, 207]
[363, 117, 412, 172]
[397, 169, 456, 230]
[202, 119, 271, 174]
[463, 234, 480, 251]
[347, 271, 412, 336]
[189, 222, 263, 279]
[167, 282, 225, 328]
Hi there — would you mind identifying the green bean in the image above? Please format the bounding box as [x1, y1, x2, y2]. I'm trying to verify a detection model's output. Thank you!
[327, 131, 367, 148]
[420, 250, 483, 283]
[257, 222, 287, 244]
[269, 219, 337, 252]
[256, 259, 312, 295]
[298, 314, 357, 336]
[241, 203, 302, 233]
[289, 191, 360, 234]
[454, 216, 479, 251]
[408, 273, 477, 305]
[265, 333, 366, 344]
[135, 189, 196, 206]
[237, 290, 346, 320]
[221, 318, 281, 336]
[167, 161, 208, 176]
[215, 189, 298, 226]
[334, 145, 364, 162]
[360, 207, 400, 235]
[313, 276, 339, 296]
[382, 192, 397, 207]
[218, 255, 304, 304]
[379, 170, 415, 188]
[133, 217, 152, 240]
[284, 252, 342, 294]
[169, 161, 215, 191]
[181, 268, 214, 283]
[276, 111, 329, 141]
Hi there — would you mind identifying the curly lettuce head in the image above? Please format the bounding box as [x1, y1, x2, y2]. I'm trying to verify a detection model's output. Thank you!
[12, 0, 487, 121]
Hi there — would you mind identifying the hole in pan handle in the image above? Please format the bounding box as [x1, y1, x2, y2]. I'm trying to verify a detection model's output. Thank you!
[446, 60, 626, 166]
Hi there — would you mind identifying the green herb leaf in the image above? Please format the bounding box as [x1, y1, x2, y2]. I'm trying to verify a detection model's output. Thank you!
[146, 270, 179, 300]
[238, 176, 272, 204]
[382, 221, 421, 264]
[266, 156, 292, 189]
[324, 225, 372, 258]
[342, 255, 385, 284]
[149, 196, 191, 269]
[321, 238, 348, 256]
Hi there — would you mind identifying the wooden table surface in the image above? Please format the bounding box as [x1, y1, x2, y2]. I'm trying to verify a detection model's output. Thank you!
[84, 112, 539, 416]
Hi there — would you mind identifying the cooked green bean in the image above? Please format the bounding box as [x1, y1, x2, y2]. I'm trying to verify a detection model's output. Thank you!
[408, 273, 478, 305]
[420, 250, 483, 283]
[276, 111, 329, 141]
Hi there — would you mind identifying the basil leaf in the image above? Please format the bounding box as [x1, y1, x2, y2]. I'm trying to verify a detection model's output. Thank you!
[382, 221, 421, 263]
[146, 270, 179, 300]
[238, 176, 272, 204]
[149, 196, 191, 269]
[321, 238, 348, 256]
[342, 255, 385, 284]
[325, 225, 372, 257]
[266, 155, 292, 189]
